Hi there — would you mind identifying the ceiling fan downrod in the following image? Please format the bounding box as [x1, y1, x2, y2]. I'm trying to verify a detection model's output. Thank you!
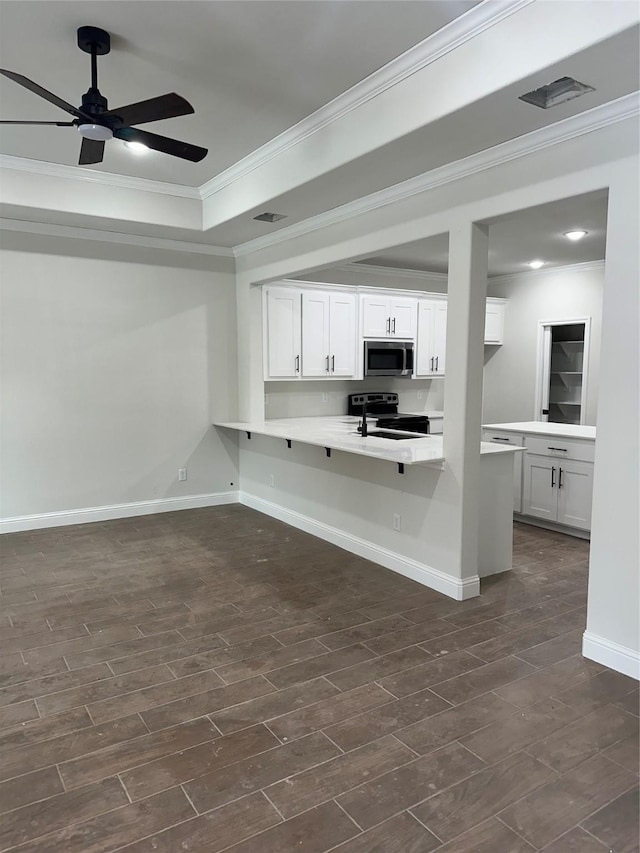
[77, 26, 110, 119]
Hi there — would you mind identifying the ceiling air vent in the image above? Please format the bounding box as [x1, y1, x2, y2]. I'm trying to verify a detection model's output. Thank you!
[519, 76, 595, 109]
[253, 212, 287, 223]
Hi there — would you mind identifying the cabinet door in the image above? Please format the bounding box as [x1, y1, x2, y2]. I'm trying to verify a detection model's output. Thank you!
[301, 291, 330, 377]
[416, 300, 436, 376]
[390, 297, 417, 338]
[329, 293, 356, 377]
[432, 300, 447, 375]
[522, 454, 558, 521]
[485, 302, 505, 344]
[362, 295, 390, 337]
[266, 288, 301, 378]
[556, 460, 593, 530]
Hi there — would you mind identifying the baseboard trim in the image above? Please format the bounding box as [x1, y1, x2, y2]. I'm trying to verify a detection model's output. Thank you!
[583, 631, 640, 680]
[0, 491, 240, 534]
[513, 513, 590, 541]
[240, 492, 479, 601]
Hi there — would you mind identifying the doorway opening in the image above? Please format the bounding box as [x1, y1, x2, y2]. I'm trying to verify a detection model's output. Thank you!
[536, 319, 591, 425]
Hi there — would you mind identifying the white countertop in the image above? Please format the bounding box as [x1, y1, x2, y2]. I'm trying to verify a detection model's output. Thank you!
[482, 421, 596, 440]
[214, 416, 518, 467]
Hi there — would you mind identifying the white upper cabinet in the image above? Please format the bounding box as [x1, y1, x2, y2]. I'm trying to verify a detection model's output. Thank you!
[485, 299, 506, 344]
[416, 298, 447, 376]
[264, 284, 506, 382]
[301, 290, 356, 378]
[361, 294, 417, 338]
[301, 291, 331, 377]
[328, 292, 357, 376]
[264, 287, 302, 379]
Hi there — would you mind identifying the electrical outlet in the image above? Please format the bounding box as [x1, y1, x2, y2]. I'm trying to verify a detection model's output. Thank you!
[322, 392, 329, 403]
[178, 468, 187, 482]
[393, 513, 401, 531]
[269, 474, 275, 487]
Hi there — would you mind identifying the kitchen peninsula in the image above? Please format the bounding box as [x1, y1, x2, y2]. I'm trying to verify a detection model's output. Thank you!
[215, 416, 520, 601]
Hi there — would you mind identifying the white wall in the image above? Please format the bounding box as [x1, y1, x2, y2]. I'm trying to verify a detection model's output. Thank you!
[584, 161, 639, 678]
[0, 232, 239, 522]
[484, 263, 604, 425]
[265, 377, 444, 419]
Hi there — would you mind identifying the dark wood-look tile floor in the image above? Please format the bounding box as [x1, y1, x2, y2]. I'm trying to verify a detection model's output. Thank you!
[0, 507, 637, 852]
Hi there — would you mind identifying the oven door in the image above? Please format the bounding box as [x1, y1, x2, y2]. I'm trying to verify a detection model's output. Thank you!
[364, 341, 412, 376]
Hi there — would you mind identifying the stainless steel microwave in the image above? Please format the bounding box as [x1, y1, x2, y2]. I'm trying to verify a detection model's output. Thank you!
[364, 340, 414, 376]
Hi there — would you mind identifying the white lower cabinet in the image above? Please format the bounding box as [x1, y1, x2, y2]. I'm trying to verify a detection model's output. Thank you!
[522, 453, 593, 531]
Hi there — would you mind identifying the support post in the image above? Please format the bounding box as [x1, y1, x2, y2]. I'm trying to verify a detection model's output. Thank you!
[443, 221, 489, 582]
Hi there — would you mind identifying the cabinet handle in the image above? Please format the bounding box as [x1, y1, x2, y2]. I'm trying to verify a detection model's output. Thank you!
[547, 447, 567, 452]
[331, 355, 335, 372]
[392, 317, 396, 334]
[386, 317, 390, 334]
[430, 357, 434, 371]
[558, 468, 564, 489]
[551, 466, 556, 488]
[326, 355, 330, 372]
[295, 355, 300, 373]
[435, 356, 439, 371]
[491, 437, 511, 442]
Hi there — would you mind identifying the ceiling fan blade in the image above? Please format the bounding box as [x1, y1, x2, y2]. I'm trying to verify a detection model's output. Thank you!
[114, 127, 207, 162]
[79, 137, 105, 165]
[0, 120, 75, 125]
[102, 93, 194, 128]
[0, 69, 92, 121]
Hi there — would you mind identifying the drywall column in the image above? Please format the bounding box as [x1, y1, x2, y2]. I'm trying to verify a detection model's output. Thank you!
[443, 221, 489, 582]
[584, 157, 640, 679]
[235, 270, 267, 422]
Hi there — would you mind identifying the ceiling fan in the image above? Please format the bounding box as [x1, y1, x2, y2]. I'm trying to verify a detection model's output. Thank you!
[0, 26, 208, 165]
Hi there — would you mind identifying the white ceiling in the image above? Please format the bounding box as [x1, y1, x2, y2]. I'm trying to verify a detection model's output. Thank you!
[354, 190, 608, 277]
[0, 1, 636, 266]
[0, 0, 478, 184]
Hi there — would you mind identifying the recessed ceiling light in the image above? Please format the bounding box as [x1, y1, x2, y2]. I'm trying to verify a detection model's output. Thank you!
[124, 141, 148, 154]
[519, 76, 595, 110]
[528, 260, 545, 269]
[564, 230, 588, 241]
[253, 212, 287, 223]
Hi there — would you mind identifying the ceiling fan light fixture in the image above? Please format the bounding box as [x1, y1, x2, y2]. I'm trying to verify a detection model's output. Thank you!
[124, 140, 149, 154]
[519, 76, 595, 110]
[77, 123, 113, 141]
[564, 230, 588, 241]
[528, 260, 545, 269]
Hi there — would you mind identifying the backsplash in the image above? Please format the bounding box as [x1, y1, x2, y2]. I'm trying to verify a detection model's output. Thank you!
[265, 377, 444, 418]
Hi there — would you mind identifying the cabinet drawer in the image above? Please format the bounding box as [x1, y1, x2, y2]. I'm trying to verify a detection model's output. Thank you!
[524, 435, 595, 463]
[482, 431, 524, 447]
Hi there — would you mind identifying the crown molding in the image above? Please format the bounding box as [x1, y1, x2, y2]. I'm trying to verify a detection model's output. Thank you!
[199, 0, 534, 200]
[0, 155, 201, 200]
[337, 262, 448, 282]
[234, 92, 640, 258]
[488, 259, 605, 285]
[0, 218, 234, 257]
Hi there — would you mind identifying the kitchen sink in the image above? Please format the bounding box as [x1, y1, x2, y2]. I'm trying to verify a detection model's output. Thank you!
[366, 430, 425, 440]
